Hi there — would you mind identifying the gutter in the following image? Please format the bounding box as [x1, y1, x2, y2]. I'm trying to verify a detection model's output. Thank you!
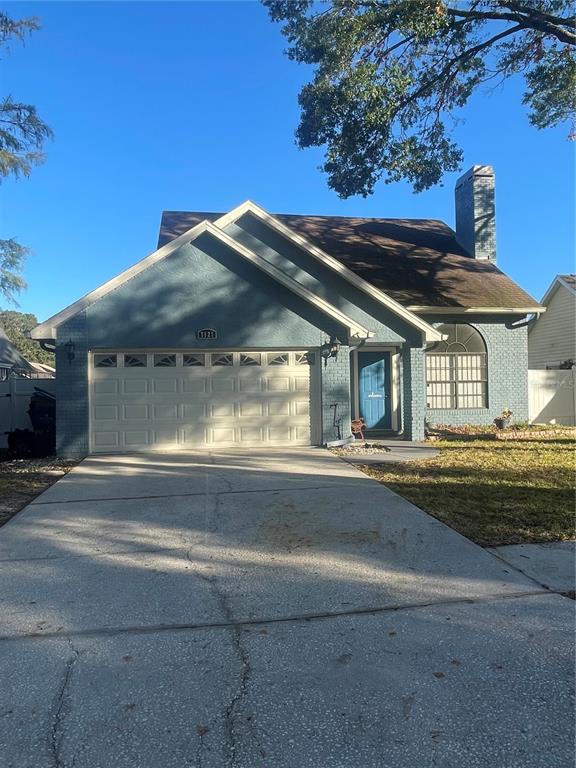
[507, 314, 540, 331]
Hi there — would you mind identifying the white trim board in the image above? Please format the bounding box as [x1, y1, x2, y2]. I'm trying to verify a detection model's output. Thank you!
[409, 305, 545, 315]
[214, 201, 442, 342]
[32, 218, 371, 341]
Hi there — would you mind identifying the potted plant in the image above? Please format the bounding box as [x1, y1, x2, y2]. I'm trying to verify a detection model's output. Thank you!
[494, 408, 513, 430]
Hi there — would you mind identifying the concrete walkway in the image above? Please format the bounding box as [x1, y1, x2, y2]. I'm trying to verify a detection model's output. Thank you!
[0, 448, 573, 767]
[336, 439, 440, 465]
[488, 541, 575, 594]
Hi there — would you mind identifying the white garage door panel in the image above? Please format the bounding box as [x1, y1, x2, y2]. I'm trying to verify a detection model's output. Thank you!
[90, 350, 315, 452]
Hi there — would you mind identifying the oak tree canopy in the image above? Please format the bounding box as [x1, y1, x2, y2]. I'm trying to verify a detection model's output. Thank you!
[265, 1, 576, 196]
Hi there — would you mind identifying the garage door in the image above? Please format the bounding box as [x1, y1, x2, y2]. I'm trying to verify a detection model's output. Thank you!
[89, 350, 315, 453]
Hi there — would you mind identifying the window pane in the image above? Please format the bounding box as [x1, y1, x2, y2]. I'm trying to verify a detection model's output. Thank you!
[211, 353, 233, 367]
[94, 354, 117, 368]
[183, 353, 205, 367]
[267, 353, 288, 366]
[426, 324, 487, 409]
[154, 354, 176, 367]
[295, 352, 315, 365]
[240, 353, 261, 366]
[124, 354, 147, 368]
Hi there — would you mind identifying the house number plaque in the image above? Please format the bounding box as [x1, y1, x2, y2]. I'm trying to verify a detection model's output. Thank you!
[196, 328, 217, 340]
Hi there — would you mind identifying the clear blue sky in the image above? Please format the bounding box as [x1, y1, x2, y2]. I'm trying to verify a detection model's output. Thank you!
[2, 1, 574, 320]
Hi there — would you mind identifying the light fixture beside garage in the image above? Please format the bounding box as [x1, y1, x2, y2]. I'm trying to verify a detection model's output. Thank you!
[320, 336, 341, 367]
[64, 339, 75, 366]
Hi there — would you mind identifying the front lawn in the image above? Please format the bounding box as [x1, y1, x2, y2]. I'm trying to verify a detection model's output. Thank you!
[358, 436, 575, 546]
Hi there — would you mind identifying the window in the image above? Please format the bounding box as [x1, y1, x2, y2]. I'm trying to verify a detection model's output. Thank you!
[426, 324, 487, 409]
[296, 352, 315, 366]
[211, 353, 233, 367]
[183, 353, 205, 367]
[267, 353, 288, 366]
[94, 354, 117, 368]
[240, 353, 261, 366]
[154, 353, 176, 367]
[124, 353, 147, 368]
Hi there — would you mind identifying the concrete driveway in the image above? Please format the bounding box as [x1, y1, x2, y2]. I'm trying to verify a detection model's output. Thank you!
[0, 448, 573, 767]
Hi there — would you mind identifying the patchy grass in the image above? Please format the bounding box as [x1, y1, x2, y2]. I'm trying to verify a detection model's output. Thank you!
[430, 422, 574, 435]
[0, 458, 78, 527]
[358, 437, 576, 546]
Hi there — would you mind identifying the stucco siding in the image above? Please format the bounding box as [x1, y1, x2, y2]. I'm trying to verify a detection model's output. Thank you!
[56, 313, 89, 458]
[321, 346, 352, 443]
[402, 345, 426, 441]
[424, 319, 529, 427]
[86, 236, 342, 349]
[528, 285, 576, 368]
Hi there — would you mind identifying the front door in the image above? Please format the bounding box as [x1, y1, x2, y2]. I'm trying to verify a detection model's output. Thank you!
[358, 351, 391, 430]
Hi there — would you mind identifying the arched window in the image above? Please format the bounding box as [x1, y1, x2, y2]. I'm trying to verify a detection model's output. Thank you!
[426, 324, 487, 409]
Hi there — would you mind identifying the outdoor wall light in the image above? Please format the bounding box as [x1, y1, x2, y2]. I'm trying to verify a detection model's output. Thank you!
[64, 339, 75, 366]
[320, 336, 342, 367]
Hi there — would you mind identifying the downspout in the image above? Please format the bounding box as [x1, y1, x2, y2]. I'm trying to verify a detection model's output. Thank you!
[505, 314, 540, 331]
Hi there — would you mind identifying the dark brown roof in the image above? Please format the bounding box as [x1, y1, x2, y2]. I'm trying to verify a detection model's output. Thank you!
[159, 211, 541, 310]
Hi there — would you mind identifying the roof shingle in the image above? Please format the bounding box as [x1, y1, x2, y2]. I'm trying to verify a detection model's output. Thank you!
[158, 211, 541, 310]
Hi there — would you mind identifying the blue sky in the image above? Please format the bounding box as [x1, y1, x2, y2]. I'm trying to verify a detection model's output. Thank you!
[2, 1, 574, 320]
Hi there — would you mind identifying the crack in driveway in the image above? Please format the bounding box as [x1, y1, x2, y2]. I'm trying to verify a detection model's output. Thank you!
[49, 638, 79, 768]
[28, 483, 362, 506]
[186, 462, 257, 768]
[0, 589, 552, 644]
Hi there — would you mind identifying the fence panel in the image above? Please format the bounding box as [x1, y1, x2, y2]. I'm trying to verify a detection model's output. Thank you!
[528, 369, 576, 426]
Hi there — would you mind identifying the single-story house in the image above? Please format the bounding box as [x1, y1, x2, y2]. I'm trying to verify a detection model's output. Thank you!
[32, 165, 543, 457]
[528, 274, 575, 370]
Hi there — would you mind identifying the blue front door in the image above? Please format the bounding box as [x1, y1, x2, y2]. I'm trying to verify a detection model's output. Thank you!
[358, 352, 391, 429]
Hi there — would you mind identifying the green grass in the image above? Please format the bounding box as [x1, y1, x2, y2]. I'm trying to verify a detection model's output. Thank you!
[359, 437, 576, 546]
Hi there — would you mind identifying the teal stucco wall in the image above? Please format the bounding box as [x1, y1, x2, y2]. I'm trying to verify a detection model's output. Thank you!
[56, 313, 89, 458]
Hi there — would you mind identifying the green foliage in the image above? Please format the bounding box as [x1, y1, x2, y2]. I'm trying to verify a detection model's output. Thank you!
[0, 96, 53, 180]
[0, 12, 53, 303]
[0, 239, 27, 305]
[0, 310, 54, 365]
[264, 1, 576, 196]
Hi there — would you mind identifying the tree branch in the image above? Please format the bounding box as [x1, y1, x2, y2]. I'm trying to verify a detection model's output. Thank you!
[446, 6, 576, 46]
[394, 23, 528, 115]
[498, 2, 576, 30]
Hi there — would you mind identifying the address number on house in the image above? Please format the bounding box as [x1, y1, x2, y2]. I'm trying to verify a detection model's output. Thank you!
[196, 328, 218, 340]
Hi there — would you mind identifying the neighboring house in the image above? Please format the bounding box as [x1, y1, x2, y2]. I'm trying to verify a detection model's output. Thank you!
[32, 165, 543, 457]
[528, 275, 576, 369]
[0, 326, 35, 380]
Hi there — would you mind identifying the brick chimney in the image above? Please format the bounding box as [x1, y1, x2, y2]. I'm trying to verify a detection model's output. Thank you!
[455, 165, 496, 264]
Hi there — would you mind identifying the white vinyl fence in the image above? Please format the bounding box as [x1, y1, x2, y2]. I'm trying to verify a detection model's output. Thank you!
[0, 377, 56, 450]
[528, 368, 576, 426]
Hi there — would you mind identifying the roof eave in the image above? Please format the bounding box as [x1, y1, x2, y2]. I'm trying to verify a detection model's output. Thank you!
[408, 306, 546, 315]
